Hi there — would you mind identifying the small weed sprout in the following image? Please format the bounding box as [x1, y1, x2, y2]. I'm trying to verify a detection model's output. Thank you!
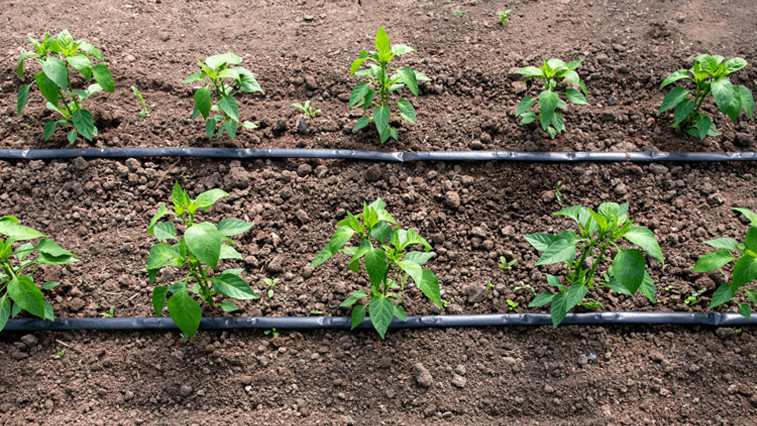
[514, 59, 588, 139]
[554, 181, 565, 202]
[264, 328, 279, 337]
[309, 310, 323, 315]
[349, 26, 431, 143]
[497, 9, 512, 25]
[506, 299, 518, 310]
[684, 288, 707, 308]
[452, 7, 467, 18]
[182, 52, 262, 140]
[264, 278, 279, 299]
[659, 55, 754, 140]
[498, 256, 517, 270]
[99, 304, 117, 318]
[131, 86, 155, 118]
[292, 100, 322, 117]
[486, 281, 495, 292]
[54, 349, 65, 359]
[16, 29, 115, 144]
[514, 282, 537, 295]
[693, 207, 757, 317]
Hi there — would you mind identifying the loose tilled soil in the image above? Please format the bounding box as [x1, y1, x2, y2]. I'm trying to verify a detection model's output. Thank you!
[2, 0, 757, 424]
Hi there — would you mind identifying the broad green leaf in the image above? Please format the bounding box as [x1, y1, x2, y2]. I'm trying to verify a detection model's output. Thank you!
[546, 274, 564, 289]
[43, 300, 54, 321]
[519, 111, 537, 125]
[349, 82, 370, 107]
[565, 284, 588, 313]
[218, 219, 253, 236]
[365, 247, 388, 288]
[539, 90, 559, 122]
[523, 233, 554, 251]
[397, 98, 416, 123]
[739, 303, 751, 318]
[205, 52, 242, 69]
[37, 252, 77, 265]
[221, 301, 239, 312]
[57, 29, 74, 49]
[745, 226, 757, 251]
[554, 205, 584, 224]
[711, 77, 735, 114]
[418, 269, 442, 307]
[167, 291, 202, 339]
[195, 188, 229, 211]
[546, 58, 567, 70]
[41, 281, 61, 290]
[514, 67, 543, 79]
[223, 120, 237, 140]
[529, 291, 554, 308]
[550, 292, 569, 328]
[404, 251, 435, 266]
[353, 116, 371, 131]
[734, 208, 757, 227]
[71, 109, 95, 141]
[733, 253, 757, 287]
[397, 259, 423, 288]
[693, 114, 714, 140]
[172, 182, 189, 213]
[152, 222, 176, 241]
[218, 68, 240, 81]
[194, 86, 212, 119]
[182, 71, 204, 84]
[693, 249, 735, 272]
[16, 51, 36, 78]
[746, 289, 757, 305]
[723, 57, 747, 74]
[373, 105, 390, 133]
[185, 222, 223, 269]
[705, 237, 740, 251]
[351, 304, 366, 330]
[611, 249, 645, 294]
[146, 242, 178, 273]
[659, 86, 689, 113]
[91, 64, 114, 92]
[77, 40, 103, 61]
[391, 44, 415, 55]
[340, 297, 358, 307]
[219, 244, 243, 260]
[42, 57, 69, 90]
[219, 96, 240, 122]
[710, 284, 736, 308]
[515, 96, 535, 116]
[639, 271, 656, 302]
[737, 86, 754, 119]
[8, 276, 45, 319]
[369, 295, 395, 339]
[659, 70, 690, 89]
[393, 305, 407, 322]
[148, 204, 170, 234]
[624, 226, 664, 264]
[564, 88, 587, 105]
[204, 117, 216, 139]
[153, 286, 169, 316]
[536, 238, 576, 265]
[309, 227, 356, 267]
[0, 296, 11, 332]
[375, 26, 392, 61]
[673, 99, 695, 126]
[397, 68, 418, 96]
[35, 72, 60, 105]
[0, 220, 45, 241]
[34, 239, 74, 257]
[17, 85, 30, 115]
[212, 273, 258, 300]
[43, 121, 58, 141]
[350, 57, 368, 75]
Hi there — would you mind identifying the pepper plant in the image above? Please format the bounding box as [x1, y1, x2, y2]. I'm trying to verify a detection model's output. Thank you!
[523, 202, 664, 327]
[0, 216, 77, 332]
[514, 58, 588, 139]
[659, 55, 754, 140]
[16, 29, 115, 144]
[182, 52, 262, 140]
[147, 182, 256, 339]
[308, 199, 442, 338]
[693, 208, 757, 317]
[349, 26, 431, 144]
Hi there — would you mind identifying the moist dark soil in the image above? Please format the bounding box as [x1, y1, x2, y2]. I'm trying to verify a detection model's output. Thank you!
[1, 0, 757, 424]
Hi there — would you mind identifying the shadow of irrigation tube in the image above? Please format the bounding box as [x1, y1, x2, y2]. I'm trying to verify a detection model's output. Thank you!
[1, 148, 757, 162]
[5, 312, 757, 332]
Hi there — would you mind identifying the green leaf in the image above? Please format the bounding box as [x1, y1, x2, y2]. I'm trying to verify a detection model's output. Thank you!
[205, 52, 242, 69]
[711, 77, 735, 114]
[673, 99, 695, 126]
[42, 57, 69, 90]
[565, 284, 588, 313]
[0, 296, 11, 332]
[34, 239, 74, 257]
[611, 249, 646, 294]
[309, 227, 356, 268]
[185, 222, 223, 269]
[71, 109, 95, 141]
[659, 70, 690, 89]
[536, 238, 576, 266]
[738, 303, 751, 318]
[418, 269, 442, 307]
[212, 273, 258, 300]
[219, 96, 240, 122]
[221, 301, 239, 313]
[397, 98, 416, 123]
[514, 66, 543, 79]
[693, 249, 735, 272]
[194, 86, 212, 119]
[16, 51, 36, 78]
[746, 289, 757, 305]
[41, 281, 61, 290]
[523, 233, 554, 251]
[167, 291, 202, 339]
[223, 120, 237, 140]
[550, 292, 569, 328]
[404, 251, 435, 266]
[723, 57, 747, 74]
[734, 208, 757, 227]
[397, 260, 423, 287]
[393, 305, 407, 322]
[365, 247, 388, 288]
[732, 253, 757, 287]
[391, 44, 415, 55]
[34, 72, 59, 105]
[8, 276, 45, 319]
[153, 286, 169, 316]
[77, 40, 103, 61]
[92, 64, 114, 92]
[397, 67, 418, 96]
[538, 90, 559, 122]
[351, 304, 366, 330]
[205, 117, 216, 139]
[340, 297, 357, 307]
[349, 82, 370, 107]
[194, 188, 229, 211]
[639, 271, 656, 302]
[515, 96, 535, 117]
[17, 85, 30, 115]
[659, 86, 689, 113]
[705, 237, 740, 251]
[219, 245, 243, 260]
[182, 71, 205, 84]
[624, 226, 664, 264]
[529, 291, 554, 308]
[218, 219, 253, 236]
[146, 242, 179, 273]
[375, 26, 392, 61]
[693, 114, 714, 140]
[0, 220, 45, 241]
[353, 116, 371, 131]
[745, 226, 757, 251]
[368, 295, 395, 339]
[153, 222, 177, 241]
[564, 88, 587, 105]
[737, 86, 754, 119]
[710, 284, 736, 308]
[350, 57, 368, 75]
[148, 204, 170, 234]
[43, 121, 58, 141]
[373, 105, 390, 134]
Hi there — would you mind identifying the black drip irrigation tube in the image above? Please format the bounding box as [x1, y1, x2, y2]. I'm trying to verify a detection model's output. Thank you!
[1, 148, 757, 162]
[5, 312, 757, 332]
[4, 147, 757, 334]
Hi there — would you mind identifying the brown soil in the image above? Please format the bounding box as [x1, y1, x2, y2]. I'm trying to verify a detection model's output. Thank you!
[2, 0, 757, 424]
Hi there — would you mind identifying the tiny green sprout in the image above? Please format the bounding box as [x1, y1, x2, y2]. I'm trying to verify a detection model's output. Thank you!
[264, 328, 279, 337]
[264, 278, 279, 299]
[54, 349, 65, 359]
[99, 303, 117, 318]
[514, 282, 537, 295]
[497, 9, 512, 25]
[309, 310, 323, 315]
[506, 299, 518, 311]
[453, 7, 467, 18]
[554, 181, 564, 202]
[498, 256, 517, 270]
[735, 328, 743, 334]
[685, 288, 707, 307]
[131, 86, 155, 118]
[442, 300, 451, 309]
[486, 281, 494, 292]
[292, 100, 322, 117]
